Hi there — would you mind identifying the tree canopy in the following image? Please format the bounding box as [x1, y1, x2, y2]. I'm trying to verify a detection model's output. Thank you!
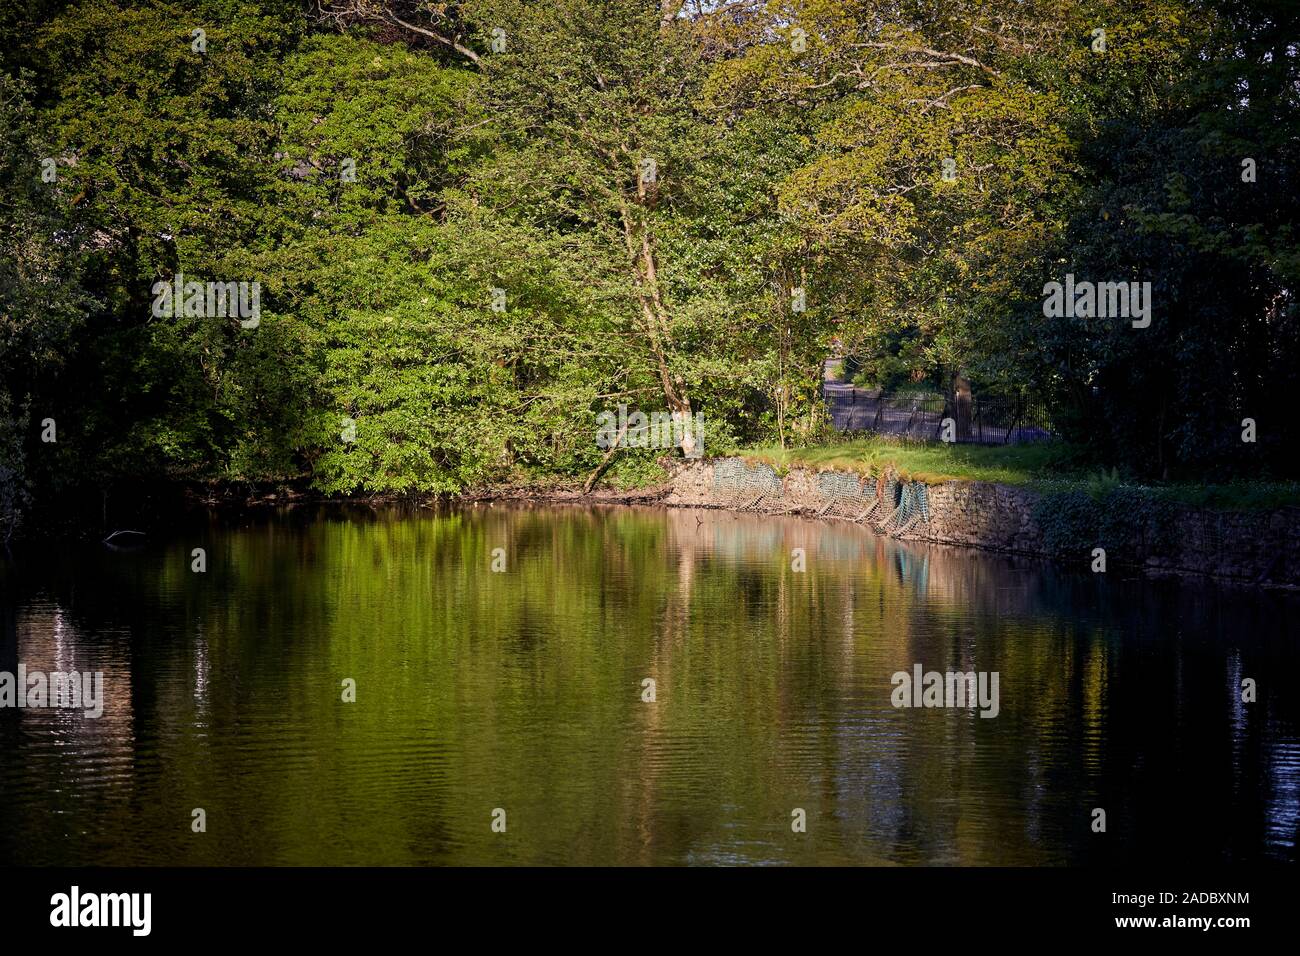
[1, 0, 1296, 536]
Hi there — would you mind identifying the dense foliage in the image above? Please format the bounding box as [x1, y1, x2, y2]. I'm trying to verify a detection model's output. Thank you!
[1, 0, 1296, 537]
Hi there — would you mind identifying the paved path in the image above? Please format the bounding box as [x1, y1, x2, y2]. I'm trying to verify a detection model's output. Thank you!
[823, 381, 944, 436]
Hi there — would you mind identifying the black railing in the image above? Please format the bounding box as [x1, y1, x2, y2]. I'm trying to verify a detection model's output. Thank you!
[822, 385, 1057, 444]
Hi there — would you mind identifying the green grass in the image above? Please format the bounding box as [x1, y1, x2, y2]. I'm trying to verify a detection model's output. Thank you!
[743, 436, 1067, 485]
[1135, 482, 1300, 511]
[740, 437, 1300, 510]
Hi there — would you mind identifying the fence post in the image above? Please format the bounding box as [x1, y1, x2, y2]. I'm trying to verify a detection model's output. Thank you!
[954, 375, 972, 441]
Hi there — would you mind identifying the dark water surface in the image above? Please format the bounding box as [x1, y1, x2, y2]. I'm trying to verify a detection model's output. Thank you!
[1, 504, 1297, 865]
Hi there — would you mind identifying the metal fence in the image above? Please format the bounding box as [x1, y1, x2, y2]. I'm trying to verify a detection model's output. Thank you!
[823, 384, 1056, 444]
[712, 458, 784, 509]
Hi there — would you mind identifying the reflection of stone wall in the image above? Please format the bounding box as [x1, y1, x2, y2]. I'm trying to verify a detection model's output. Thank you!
[661, 460, 1299, 587]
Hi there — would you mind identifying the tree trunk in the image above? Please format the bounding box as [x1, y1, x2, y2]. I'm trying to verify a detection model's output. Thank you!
[617, 197, 695, 455]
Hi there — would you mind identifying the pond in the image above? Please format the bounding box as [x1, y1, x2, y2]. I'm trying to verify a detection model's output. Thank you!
[1, 504, 1297, 865]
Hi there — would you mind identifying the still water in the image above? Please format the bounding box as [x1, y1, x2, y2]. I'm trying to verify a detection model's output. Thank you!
[1, 504, 1297, 865]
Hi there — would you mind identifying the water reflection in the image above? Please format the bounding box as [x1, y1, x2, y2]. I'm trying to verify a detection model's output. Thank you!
[1, 503, 1297, 865]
